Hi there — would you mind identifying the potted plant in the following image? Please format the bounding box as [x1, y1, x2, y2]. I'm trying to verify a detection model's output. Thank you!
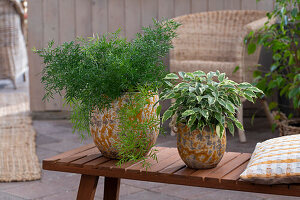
[246, 0, 300, 134]
[159, 70, 262, 169]
[34, 19, 180, 167]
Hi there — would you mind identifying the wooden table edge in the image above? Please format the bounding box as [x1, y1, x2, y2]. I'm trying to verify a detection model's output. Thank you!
[42, 161, 300, 197]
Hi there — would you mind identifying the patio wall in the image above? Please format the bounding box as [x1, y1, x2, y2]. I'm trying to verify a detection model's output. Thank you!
[28, 0, 275, 112]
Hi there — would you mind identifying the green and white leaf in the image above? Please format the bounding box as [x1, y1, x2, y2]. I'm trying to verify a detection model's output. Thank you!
[188, 114, 197, 127]
[227, 120, 234, 135]
[193, 70, 206, 77]
[164, 73, 179, 80]
[162, 109, 173, 123]
[182, 109, 195, 117]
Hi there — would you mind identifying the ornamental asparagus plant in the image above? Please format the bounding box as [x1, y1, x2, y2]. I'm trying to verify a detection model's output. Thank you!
[34, 19, 180, 138]
[34, 19, 180, 167]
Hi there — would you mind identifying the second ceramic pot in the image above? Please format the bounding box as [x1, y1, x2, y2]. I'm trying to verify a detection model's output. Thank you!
[176, 123, 226, 169]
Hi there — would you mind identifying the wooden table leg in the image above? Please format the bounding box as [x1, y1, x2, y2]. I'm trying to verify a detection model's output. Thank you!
[103, 177, 121, 200]
[77, 174, 99, 200]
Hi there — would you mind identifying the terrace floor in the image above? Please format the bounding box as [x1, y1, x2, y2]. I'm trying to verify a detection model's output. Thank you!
[0, 79, 299, 200]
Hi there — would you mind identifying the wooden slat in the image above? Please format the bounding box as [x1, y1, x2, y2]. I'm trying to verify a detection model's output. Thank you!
[191, 0, 208, 13]
[43, 143, 95, 163]
[126, 148, 172, 172]
[159, 159, 186, 174]
[108, 147, 166, 172]
[108, 0, 125, 36]
[28, 0, 45, 112]
[43, 0, 59, 52]
[174, 0, 191, 17]
[222, 161, 248, 181]
[97, 148, 174, 171]
[289, 184, 300, 191]
[111, 160, 139, 171]
[59, 0, 75, 43]
[92, 0, 108, 36]
[57, 147, 99, 165]
[256, 0, 274, 11]
[223, 0, 241, 10]
[174, 166, 197, 176]
[158, 0, 174, 19]
[97, 159, 119, 169]
[205, 153, 251, 180]
[70, 153, 102, 167]
[142, 0, 158, 27]
[241, 0, 256, 10]
[43, 0, 62, 111]
[75, 0, 92, 37]
[140, 148, 179, 172]
[191, 152, 241, 178]
[84, 156, 111, 169]
[208, 0, 224, 11]
[147, 152, 181, 172]
[125, 0, 141, 40]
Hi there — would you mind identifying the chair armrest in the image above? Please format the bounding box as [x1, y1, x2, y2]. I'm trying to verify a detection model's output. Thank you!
[9, 0, 25, 33]
[244, 17, 269, 32]
[244, 16, 276, 33]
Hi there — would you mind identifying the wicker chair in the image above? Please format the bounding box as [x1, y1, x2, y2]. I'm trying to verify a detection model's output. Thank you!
[0, 0, 28, 89]
[170, 10, 268, 142]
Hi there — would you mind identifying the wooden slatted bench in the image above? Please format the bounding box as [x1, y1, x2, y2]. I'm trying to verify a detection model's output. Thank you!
[42, 144, 300, 200]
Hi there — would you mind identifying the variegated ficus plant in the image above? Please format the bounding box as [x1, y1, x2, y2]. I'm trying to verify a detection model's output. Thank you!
[159, 70, 263, 138]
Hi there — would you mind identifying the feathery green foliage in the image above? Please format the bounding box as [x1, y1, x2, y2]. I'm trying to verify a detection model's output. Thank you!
[115, 87, 160, 168]
[34, 19, 180, 139]
[159, 71, 263, 138]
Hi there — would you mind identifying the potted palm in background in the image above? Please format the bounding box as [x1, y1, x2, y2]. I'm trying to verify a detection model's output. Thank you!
[159, 70, 262, 169]
[246, 0, 300, 135]
[35, 19, 180, 167]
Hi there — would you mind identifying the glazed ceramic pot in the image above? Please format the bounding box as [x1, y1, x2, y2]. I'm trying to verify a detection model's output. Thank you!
[176, 123, 226, 169]
[90, 94, 159, 159]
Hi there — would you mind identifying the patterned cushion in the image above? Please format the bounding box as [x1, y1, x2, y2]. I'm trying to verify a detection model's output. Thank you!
[240, 134, 300, 184]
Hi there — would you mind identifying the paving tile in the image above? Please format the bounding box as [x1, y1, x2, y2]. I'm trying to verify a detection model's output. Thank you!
[36, 134, 59, 146]
[38, 141, 85, 153]
[120, 190, 183, 200]
[253, 192, 300, 200]
[190, 189, 265, 200]
[95, 182, 144, 198]
[41, 170, 72, 182]
[265, 195, 300, 200]
[36, 147, 60, 162]
[2, 173, 81, 199]
[151, 184, 215, 199]
[39, 189, 77, 200]
[121, 179, 166, 190]
[33, 120, 72, 135]
[41, 171, 81, 190]
[0, 191, 26, 200]
[0, 181, 30, 191]
[2, 180, 65, 199]
[45, 173, 81, 191]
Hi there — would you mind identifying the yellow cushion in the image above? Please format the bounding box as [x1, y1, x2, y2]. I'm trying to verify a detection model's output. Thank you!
[240, 134, 300, 184]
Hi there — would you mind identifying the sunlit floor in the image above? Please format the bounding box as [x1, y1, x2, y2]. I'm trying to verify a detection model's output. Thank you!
[0, 78, 298, 200]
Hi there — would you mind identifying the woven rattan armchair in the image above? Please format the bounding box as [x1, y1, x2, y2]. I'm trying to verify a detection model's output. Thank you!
[170, 10, 268, 142]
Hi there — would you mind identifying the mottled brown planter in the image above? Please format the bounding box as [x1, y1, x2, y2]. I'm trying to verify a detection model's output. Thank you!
[90, 94, 159, 159]
[177, 124, 226, 169]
